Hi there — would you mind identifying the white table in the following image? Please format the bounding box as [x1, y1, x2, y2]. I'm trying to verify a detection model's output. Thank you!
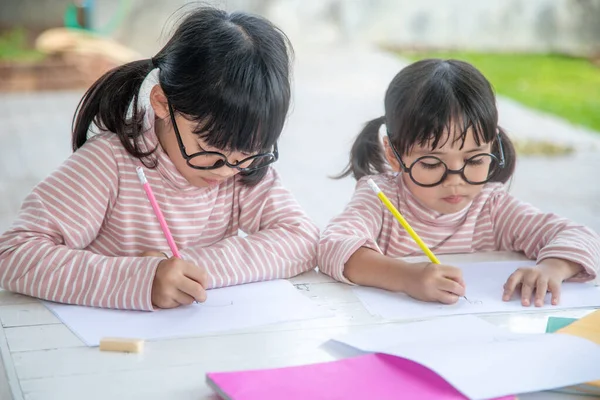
[0, 252, 596, 400]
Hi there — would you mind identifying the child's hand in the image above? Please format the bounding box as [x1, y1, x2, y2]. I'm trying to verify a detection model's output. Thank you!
[151, 257, 209, 308]
[404, 262, 466, 304]
[502, 258, 583, 307]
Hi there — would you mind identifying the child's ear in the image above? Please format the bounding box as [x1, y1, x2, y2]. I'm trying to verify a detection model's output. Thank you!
[383, 137, 401, 172]
[149, 85, 169, 120]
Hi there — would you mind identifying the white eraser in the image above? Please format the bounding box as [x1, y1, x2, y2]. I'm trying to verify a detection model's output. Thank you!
[366, 178, 381, 194]
[99, 337, 144, 353]
[136, 166, 147, 184]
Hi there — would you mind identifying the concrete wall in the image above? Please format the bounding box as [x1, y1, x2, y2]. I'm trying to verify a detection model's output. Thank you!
[0, 0, 73, 30]
[260, 0, 600, 55]
[2, 0, 599, 56]
[354, 0, 600, 55]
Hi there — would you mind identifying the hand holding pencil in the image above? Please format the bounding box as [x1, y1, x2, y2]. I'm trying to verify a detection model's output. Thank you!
[151, 257, 209, 307]
[136, 167, 208, 308]
[401, 262, 467, 304]
[366, 179, 467, 304]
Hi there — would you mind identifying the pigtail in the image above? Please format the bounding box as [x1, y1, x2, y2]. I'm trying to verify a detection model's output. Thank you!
[335, 116, 386, 180]
[490, 126, 517, 183]
[72, 59, 155, 159]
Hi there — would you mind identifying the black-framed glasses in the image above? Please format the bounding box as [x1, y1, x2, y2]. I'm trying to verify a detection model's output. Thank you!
[167, 101, 279, 172]
[389, 133, 506, 187]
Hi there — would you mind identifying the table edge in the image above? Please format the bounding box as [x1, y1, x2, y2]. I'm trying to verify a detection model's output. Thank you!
[0, 322, 23, 400]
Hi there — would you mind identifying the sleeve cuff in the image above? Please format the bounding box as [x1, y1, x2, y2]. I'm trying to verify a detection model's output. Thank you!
[141, 257, 164, 311]
[335, 237, 383, 285]
[537, 251, 598, 284]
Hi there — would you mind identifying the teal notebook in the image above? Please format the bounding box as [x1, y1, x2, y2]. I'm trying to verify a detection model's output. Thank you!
[545, 317, 577, 333]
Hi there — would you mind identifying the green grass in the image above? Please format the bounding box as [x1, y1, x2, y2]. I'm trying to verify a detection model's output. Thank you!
[0, 28, 46, 63]
[399, 51, 600, 133]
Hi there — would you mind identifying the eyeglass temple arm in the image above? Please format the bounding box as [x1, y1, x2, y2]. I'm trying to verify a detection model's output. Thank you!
[167, 101, 190, 157]
[386, 135, 410, 171]
[496, 132, 506, 167]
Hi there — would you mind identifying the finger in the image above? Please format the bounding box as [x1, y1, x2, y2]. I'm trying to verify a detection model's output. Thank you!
[173, 289, 196, 306]
[181, 262, 209, 288]
[153, 297, 179, 309]
[438, 278, 466, 297]
[521, 274, 537, 307]
[448, 274, 466, 289]
[503, 270, 523, 301]
[177, 276, 207, 303]
[534, 277, 549, 307]
[436, 290, 460, 305]
[548, 280, 561, 306]
[439, 265, 463, 281]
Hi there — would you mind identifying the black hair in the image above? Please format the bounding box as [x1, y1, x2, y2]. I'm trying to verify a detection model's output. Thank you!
[337, 59, 516, 183]
[72, 6, 292, 186]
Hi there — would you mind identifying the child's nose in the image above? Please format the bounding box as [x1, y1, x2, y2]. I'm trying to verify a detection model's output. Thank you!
[212, 166, 237, 178]
[443, 170, 466, 186]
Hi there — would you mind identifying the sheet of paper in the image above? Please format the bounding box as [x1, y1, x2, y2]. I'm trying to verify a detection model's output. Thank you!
[353, 260, 600, 320]
[207, 353, 515, 400]
[557, 310, 600, 388]
[332, 315, 600, 400]
[43, 280, 331, 346]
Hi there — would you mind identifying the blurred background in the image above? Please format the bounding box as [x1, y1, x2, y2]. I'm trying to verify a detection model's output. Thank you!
[0, 0, 599, 235]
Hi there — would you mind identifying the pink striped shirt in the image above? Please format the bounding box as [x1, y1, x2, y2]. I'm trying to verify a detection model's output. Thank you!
[0, 129, 319, 311]
[318, 173, 600, 284]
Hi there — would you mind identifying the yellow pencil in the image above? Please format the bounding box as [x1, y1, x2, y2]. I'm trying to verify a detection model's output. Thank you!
[367, 178, 469, 301]
[367, 178, 441, 264]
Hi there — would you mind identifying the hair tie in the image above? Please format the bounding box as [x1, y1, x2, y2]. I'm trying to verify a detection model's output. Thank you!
[151, 57, 159, 69]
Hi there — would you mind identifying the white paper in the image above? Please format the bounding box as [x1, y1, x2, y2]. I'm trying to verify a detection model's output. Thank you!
[43, 280, 331, 346]
[333, 315, 600, 400]
[353, 260, 600, 319]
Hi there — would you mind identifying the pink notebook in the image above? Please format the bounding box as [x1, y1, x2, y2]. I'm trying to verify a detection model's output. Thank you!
[206, 353, 516, 400]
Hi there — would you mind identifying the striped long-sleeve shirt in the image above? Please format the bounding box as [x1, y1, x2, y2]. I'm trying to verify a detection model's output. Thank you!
[318, 173, 600, 284]
[0, 130, 319, 311]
